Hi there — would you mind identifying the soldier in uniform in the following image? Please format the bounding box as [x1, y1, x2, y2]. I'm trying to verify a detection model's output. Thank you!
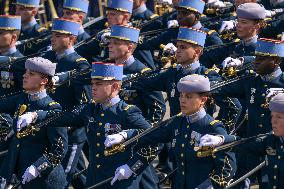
[49, 62, 160, 189]
[201, 2, 266, 69]
[107, 74, 236, 189]
[200, 92, 284, 189]
[107, 24, 166, 124]
[0, 57, 68, 189]
[137, 0, 224, 53]
[76, 0, 157, 70]
[213, 38, 284, 188]
[14, 0, 48, 41]
[42, 18, 92, 188]
[0, 15, 24, 158]
[61, 0, 90, 42]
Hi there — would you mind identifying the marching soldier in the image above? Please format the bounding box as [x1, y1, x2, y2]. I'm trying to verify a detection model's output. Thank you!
[214, 38, 284, 188]
[47, 62, 160, 189]
[14, 0, 48, 41]
[106, 74, 236, 189]
[201, 2, 266, 69]
[42, 18, 92, 188]
[199, 92, 284, 189]
[137, 0, 223, 53]
[76, 0, 157, 70]
[107, 24, 166, 124]
[0, 57, 68, 189]
[61, 0, 90, 42]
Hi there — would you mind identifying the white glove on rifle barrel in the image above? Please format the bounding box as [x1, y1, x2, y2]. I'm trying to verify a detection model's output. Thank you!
[22, 165, 40, 184]
[111, 164, 133, 185]
[222, 57, 244, 69]
[199, 134, 224, 147]
[16, 112, 38, 132]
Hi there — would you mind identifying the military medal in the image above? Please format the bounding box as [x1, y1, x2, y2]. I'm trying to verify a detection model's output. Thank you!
[18, 104, 27, 116]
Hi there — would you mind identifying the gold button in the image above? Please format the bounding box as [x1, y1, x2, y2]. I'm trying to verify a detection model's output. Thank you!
[258, 124, 263, 128]
[273, 186, 276, 189]
[274, 165, 278, 169]
[97, 165, 101, 168]
[181, 153, 184, 157]
[281, 145, 283, 149]
[99, 122, 103, 126]
[264, 85, 268, 87]
[186, 125, 189, 128]
[97, 143, 100, 147]
[17, 144, 20, 148]
[97, 133, 101, 136]
[181, 144, 185, 148]
[278, 156, 281, 159]
[181, 162, 184, 166]
[260, 114, 264, 117]
[96, 154, 100, 158]
[184, 134, 188, 138]
[262, 93, 265, 97]
[182, 171, 185, 175]
[101, 113, 104, 117]
[274, 176, 277, 180]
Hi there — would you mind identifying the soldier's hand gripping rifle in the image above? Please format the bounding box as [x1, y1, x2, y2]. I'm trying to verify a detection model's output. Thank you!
[194, 132, 270, 158]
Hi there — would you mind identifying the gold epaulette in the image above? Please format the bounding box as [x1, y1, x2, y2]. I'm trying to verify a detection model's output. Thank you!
[76, 58, 87, 62]
[172, 63, 178, 68]
[208, 30, 216, 35]
[176, 112, 183, 116]
[204, 68, 217, 75]
[141, 67, 151, 73]
[150, 14, 159, 19]
[37, 27, 47, 33]
[124, 105, 134, 111]
[49, 102, 60, 106]
[210, 120, 221, 126]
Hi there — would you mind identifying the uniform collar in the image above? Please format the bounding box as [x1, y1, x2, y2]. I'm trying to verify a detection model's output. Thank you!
[241, 35, 258, 47]
[56, 47, 75, 60]
[1, 46, 17, 56]
[122, 55, 135, 67]
[185, 108, 206, 123]
[100, 95, 121, 110]
[192, 21, 202, 30]
[22, 18, 37, 31]
[78, 26, 85, 35]
[28, 89, 47, 101]
[132, 4, 147, 16]
[177, 61, 200, 74]
[261, 67, 282, 82]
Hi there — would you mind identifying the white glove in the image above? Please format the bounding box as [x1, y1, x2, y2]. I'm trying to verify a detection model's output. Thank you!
[265, 10, 274, 17]
[219, 20, 236, 33]
[167, 20, 179, 28]
[104, 132, 127, 147]
[163, 43, 177, 54]
[52, 76, 59, 85]
[266, 88, 284, 99]
[101, 32, 111, 44]
[208, 0, 226, 8]
[199, 134, 224, 147]
[157, 0, 172, 4]
[22, 165, 40, 184]
[111, 164, 133, 185]
[17, 112, 37, 132]
[222, 57, 243, 69]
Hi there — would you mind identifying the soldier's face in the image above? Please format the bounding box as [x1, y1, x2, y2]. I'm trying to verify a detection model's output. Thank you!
[15, 5, 37, 24]
[62, 9, 84, 24]
[253, 56, 278, 75]
[23, 69, 48, 92]
[179, 92, 207, 115]
[0, 31, 14, 49]
[271, 112, 284, 136]
[91, 80, 116, 103]
[106, 10, 130, 27]
[176, 41, 198, 65]
[236, 18, 259, 40]
[177, 10, 197, 27]
[108, 38, 131, 61]
[51, 32, 72, 53]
